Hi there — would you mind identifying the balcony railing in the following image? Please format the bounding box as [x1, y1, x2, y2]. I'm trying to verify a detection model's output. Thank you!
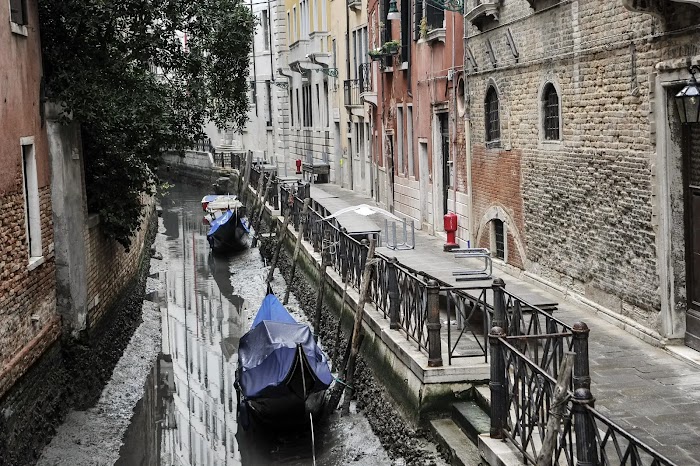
[343, 79, 361, 107]
[359, 63, 372, 94]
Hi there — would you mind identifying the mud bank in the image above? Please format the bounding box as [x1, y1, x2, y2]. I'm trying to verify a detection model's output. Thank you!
[0, 213, 157, 466]
[259, 237, 448, 466]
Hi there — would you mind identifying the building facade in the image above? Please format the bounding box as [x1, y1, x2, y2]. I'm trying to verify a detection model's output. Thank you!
[0, 0, 58, 400]
[462, 0, 700, 348]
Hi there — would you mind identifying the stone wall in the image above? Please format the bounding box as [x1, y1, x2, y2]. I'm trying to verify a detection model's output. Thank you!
[85, 198, 156, 327]
[463, 0, 700, 332]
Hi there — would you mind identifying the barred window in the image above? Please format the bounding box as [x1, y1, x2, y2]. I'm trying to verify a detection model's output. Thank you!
[485, 86, 500, 143]
[543, 83, 560, 140]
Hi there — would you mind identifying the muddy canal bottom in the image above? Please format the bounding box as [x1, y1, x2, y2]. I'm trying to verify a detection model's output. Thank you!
[117, 182, 389, 466]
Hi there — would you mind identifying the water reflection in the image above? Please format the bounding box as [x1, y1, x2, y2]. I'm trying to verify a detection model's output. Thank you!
[118, 182, 389, 466]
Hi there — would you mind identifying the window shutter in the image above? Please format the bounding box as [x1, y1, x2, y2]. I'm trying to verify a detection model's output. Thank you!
[10, 0, 27, 25]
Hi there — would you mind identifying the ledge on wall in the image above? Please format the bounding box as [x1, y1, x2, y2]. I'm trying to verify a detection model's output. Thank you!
[465, 0, 500, 31]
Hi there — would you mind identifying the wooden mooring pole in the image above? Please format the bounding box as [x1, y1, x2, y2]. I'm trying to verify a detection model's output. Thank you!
[251, 174, 273, 247]
[340, 238, 376, 415]
[283, 198, 310, 305]
[266, 205, 292, 285]
[313, 238, 330, 342]
[536, 352, 574, 466]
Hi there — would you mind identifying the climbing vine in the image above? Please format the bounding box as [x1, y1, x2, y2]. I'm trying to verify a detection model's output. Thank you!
[39, 0, 256, 247]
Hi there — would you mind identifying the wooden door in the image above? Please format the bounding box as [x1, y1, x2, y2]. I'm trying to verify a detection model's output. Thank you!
[685, 125, 700, 350]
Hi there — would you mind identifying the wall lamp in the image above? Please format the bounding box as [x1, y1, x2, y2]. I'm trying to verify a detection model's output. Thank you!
[387, 0, 400, 21]
[675, 65, 700, 124]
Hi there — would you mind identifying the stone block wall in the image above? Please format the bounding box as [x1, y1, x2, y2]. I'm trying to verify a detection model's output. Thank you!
[463, 0, 700, 331]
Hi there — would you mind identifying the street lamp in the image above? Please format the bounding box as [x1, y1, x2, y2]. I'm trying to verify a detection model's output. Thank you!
[387, 0, 400, 21]
[675, 65, 700, 124]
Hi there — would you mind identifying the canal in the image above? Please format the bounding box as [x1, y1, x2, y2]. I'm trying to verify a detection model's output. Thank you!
[116, 181, 391, 465]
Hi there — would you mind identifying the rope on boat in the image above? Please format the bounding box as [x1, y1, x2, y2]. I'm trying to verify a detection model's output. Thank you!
[310, 412, 316, 466]
[333, 377, 353, 390]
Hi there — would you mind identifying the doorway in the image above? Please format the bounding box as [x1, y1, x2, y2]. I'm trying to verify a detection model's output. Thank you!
[438, 112, 451, 216]
[685, 124, 700, 350]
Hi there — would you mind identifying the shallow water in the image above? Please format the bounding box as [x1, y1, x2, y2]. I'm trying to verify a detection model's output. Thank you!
[116, 181, 390, 466]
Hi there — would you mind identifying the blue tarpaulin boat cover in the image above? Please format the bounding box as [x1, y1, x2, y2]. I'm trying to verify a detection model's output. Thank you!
[208, 209, 233, 236]
[238, 294, 333, 399]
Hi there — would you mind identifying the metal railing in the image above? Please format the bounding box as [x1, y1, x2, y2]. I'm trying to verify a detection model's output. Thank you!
[267, 181, 678, 466]
[343, 79, 362, 107]
[359, 63, 373, 94]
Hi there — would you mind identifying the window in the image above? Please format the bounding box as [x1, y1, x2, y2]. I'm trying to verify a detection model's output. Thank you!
[485, 86, 500, 144]
[493, 219, 505, 260]
[401, 0, 409, 62]
[261, 10, 270, 51]
[21, 139, 42, 265]
[324, 82, 330, 126]
[10, 0, 27, 25]
[302, 84, 312, 127]
[287, 11, 291, 45]
[296, 88, 301, 126]
[426, 1, 444, 30]
[414, 0, 423, 41]
[290, 88, 295, 126]
[542, 83, 560, 140]
[397, 106, 404, 174]
[316, 83, 321, 127]
[407, 105, 414, 176]
[265, 80, 272, 127]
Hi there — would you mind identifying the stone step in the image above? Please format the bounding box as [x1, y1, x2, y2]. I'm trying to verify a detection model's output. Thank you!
[429, 418, 483, 466]
[451, 401, 491, 444]
[473, 385, 491, 412]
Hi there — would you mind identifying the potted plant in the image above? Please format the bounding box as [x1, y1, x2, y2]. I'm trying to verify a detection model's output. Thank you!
[382, 40, 401, 55]
[368, 47, 384, 60]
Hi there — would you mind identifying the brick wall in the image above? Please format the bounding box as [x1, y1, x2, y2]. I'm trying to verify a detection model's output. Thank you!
[0, 184, 57, 400]
[463, 1, 700, 330]
[85, 197, 155, 326]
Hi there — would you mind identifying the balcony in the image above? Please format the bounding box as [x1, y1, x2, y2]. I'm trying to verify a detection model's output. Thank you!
[344, 79, 361, 107]
[358, 63, 377, 106]
[465, 0, 501, 31]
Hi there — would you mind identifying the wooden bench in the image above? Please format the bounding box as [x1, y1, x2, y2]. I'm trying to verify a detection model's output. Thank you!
[302, 162, 330, 183]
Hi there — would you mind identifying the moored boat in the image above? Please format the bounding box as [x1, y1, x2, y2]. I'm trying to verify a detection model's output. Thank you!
[234, 294, 333, 430]
[202, 194, 249, 253]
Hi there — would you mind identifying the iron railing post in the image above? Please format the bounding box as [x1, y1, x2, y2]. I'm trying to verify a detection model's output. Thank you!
[341, 228, 349, 283]
[489, 326, 507, 439]
[427, 279, 442, 367]
[492, 278, 507, 330]
[572, 321, 598, 466]
[387, 257, 400, 329]
[573, 388, 598, 466]
[271, 175, 279, 211]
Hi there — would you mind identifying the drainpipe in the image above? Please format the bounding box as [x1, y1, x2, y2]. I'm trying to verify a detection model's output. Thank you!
[451, 13, 457, 217]
[345, 0, 353, 191]
[278, 67, 294, 176]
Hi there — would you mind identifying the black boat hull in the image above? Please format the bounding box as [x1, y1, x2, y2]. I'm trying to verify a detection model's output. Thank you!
[236, 342, 328, 430]
[207, 215, 249, 253]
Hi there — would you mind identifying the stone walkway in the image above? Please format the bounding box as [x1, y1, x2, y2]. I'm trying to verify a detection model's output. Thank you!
[307, 181, 700, 465]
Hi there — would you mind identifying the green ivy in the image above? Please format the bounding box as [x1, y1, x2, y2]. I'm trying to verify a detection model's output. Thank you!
[39, 0, 256, 247]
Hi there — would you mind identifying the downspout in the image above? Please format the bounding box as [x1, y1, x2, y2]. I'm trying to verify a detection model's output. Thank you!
[451, 13, 457, 216]
[250, 0, 258, 116]
[345, 0, 353, 190]
[278, 67, 294, 176]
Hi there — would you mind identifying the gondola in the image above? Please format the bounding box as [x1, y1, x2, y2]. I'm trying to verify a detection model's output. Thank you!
[202, 194, 250, 253]
[234, 294, 333, 430]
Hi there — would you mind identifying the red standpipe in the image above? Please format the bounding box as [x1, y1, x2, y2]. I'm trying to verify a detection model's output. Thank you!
[443, 212, 459, 251]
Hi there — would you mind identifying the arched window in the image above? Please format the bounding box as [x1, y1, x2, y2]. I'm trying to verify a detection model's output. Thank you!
[542, 83, 560, 140]
[485, 86, 500, 143]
